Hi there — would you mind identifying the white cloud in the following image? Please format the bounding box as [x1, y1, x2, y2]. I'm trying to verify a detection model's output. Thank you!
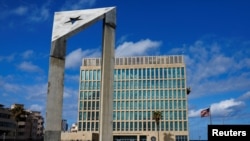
[189, 98, 244, 118]
[238, 91, 250, 101]
[65, 48, 101, 69]
[28, 1, 51, 22]
[61, 0, 96, 10]
[29, 104, 43, 111]
[65, 39, 162, 69]
[18, 61, 42, 73]
[12, 6, 28, 16]
[115, 39, 162, 57]
[0, 54, 15, 62]
[0, 1, 51, 23]
[21, 50, 34, 59]
[169, 39, 250, 99]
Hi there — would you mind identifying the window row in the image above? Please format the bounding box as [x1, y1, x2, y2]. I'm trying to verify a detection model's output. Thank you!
[113, 111, 187, 120]
[81, 67, 185, 81]
[79, 100, 187, 111]
[78, 121, 188, 132]
[80, 79, 186, 90]
[79, 89, 187, 100]
[113, 100, 187, 110]
[78, 110, 187, 121]
[114, 79, 186, 89]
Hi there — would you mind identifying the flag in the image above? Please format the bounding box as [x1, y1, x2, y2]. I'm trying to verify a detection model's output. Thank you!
[200, 108, 210, 117]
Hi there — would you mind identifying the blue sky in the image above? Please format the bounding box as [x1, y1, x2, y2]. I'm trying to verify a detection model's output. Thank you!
[1, 0, 250, 139]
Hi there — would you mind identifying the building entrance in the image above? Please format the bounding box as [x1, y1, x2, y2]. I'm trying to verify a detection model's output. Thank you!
[114, 136, 137, 141]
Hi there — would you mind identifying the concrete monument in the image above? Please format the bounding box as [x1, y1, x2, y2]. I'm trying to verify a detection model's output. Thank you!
[45, 7, 116, 141]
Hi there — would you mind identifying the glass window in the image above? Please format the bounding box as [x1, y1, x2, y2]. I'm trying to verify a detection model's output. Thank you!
[134, 101, 138, 110]
[97, 70, 101, 80]
[79, 112, 82, 120]
[147, 111, 151, 120]
[174, 111, 178, 120]
[89, 70, 93, 80]
[165, 100, 168, 109]
[165, 121, 169, 131]
[174, 100, 177, 109]
[83, 112, 86, 120]
[87, 122, 90, 131]
[155, 68, 159, 78]
[93, 70, 97, 80]
[113, 122, 116, 131]
[160, 100, 164, 109]
[143, 122, 147, 131]
[139, 122, 142, 131]
[83, 122, 86, 131]
[156, 100, 159, 109]
[151, 90, 155, 99]
[113, 111, 116, 120]
[170, 121, 173, 131]
[130, 111, 134, 120]
[134, 122, 138, 131]
[79, 101, 83, 110]
[183, 111, 186, 120]
[161, 121, 164, 131]
[152, 122, 155, 131]
[143, 101, 147, 110]
[95, 122, 98, 131]
[130, 122, 133, 131]
[117, 101, 120, 110]
[183, 100, 186, 109]
[85, 70, 89, 80]
[175, 121, 178, 131]
[121, 111, 125, 120]
[170, 111, 173, 120]
[83, 102, 87, 110]
[134, 111, 138, 120]
[179, 111, 182, 120]
[96, 112, 99, 120]
[117, 111, 120, 120]
[81, 70, 85, 80]
[126, 122, 129, 131]
[96, 101, 99, 110]
[126, 111, 129, 120]
[148, 122, 151, 131]
[139, 111, 142, 120]
[143, 68, 146, 79]
[165, 111, 168, 120]
[147, 90, 151, 99]
[143, 111, 147, 120]
[184, 121, 187, 131]
[179, 121, 182, 131]
[130, 102, 133, 110]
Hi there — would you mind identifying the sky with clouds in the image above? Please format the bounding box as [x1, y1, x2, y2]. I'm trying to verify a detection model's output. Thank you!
[0, 0, 250, 140]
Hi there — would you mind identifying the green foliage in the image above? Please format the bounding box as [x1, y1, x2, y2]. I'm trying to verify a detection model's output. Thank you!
[10, 105, 27, 122]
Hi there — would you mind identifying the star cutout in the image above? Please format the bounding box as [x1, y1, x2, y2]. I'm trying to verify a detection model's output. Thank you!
[65, 16, 82, 24]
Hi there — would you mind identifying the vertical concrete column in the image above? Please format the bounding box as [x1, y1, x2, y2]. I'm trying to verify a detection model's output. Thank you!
[45, 38, 66, 141]
[99, 9, 116, 141]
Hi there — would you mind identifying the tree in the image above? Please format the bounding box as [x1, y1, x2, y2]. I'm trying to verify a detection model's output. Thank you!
[152, 111, 163, 141]
[10, 105, 27, 122]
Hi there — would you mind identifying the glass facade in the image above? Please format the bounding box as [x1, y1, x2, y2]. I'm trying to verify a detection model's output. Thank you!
[78, 56, 188, 141]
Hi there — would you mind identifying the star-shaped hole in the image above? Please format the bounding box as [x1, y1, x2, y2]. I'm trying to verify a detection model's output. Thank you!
[65, 16, 82, 24]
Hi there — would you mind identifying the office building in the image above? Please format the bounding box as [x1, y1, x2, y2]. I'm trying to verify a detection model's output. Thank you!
[0, 104, 16, 140]
[77, 55, 189, 141]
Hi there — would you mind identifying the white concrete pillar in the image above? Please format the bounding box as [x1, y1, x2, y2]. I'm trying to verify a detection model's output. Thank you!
[99, 8, 116, 141]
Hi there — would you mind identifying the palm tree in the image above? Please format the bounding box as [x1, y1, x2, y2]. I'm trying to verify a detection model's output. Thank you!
[10, 105, 27, 122]
[152, 111, 162, 141]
